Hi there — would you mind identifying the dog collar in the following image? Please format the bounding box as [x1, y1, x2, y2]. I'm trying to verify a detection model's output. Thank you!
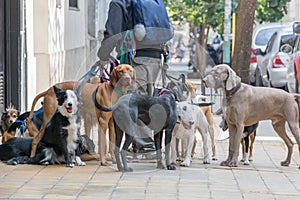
[110, 82, 125, 96]
[226, 82, 242, 98]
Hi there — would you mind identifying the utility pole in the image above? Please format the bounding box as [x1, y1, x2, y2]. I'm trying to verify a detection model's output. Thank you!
[223, 0, 232, 65]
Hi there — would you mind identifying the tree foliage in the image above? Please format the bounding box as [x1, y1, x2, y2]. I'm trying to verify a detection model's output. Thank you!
[164, 0, 292, 79]
[256, 0, 291, 24]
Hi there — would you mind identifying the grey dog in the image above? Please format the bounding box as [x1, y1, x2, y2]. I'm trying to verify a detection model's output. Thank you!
[94, 90, 177, 172]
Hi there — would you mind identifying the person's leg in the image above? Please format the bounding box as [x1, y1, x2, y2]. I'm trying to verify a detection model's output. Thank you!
[131, 57, 162, 155]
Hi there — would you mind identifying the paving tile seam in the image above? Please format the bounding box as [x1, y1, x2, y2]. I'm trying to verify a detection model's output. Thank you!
[9, 166, 46, 199]
[253, 143, 278, 199]
[75, 164, 102, 199]
[261, 140, 300, 192]
[175, 166, 181, 200]
[144, 176, 153, 200]
[109, 172, 124, 200]
[40, 167, 72, 199]
[263, 141, 300, 193]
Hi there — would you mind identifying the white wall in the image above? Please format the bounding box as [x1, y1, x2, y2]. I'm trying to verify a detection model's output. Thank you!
[287, 0, 300, 21]
[27, 0, 108, 110]
[32, 0, 88, 97]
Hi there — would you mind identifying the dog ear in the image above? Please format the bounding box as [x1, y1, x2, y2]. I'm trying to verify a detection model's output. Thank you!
[53, 86, 65, 106]
[226, 67, 241, 91]
[1, 112, 7, 120]
[109, 68, 118, 86]
[132, 68, 137, 89]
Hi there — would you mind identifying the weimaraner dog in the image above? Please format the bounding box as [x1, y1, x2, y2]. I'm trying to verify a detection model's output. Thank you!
[203, 64, 300, 168]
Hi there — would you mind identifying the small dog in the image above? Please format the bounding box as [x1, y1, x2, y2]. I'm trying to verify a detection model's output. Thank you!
[1, 108, 44, 143]
[185, 81, 217, 160]
[220, 119, 259, 165]
[171, 101, 212, 167]
[1, 105, 19, 142]
[0, 87, 85, 167]
[95, 89, 177, 172]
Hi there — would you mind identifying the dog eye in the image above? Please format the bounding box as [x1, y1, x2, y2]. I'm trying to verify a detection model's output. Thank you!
[13, 114, 17, 118]
[183, 106, 187, 111]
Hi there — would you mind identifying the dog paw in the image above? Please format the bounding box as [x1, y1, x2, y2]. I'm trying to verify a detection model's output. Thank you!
[203, 158, 211, 165]
[281, 160, 290, 166]
[212, 156, 218, 161]
[227, 160, 238, 167]
[176, 157, 183, 162]
[220, 161, 228, 166]
[243, 161, 250, 165]
[75, 156, 86, 166]
[167, 165, 176, 170]
[100, 160, 109, 166]
[42, 161, 50, 166]
[66, 163, 74, 168]
[156, 162, 165, 169]
[123, 167, 133, 172]
[180, 161, 190, 167]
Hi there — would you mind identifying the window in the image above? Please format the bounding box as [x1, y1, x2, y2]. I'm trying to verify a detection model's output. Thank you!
[69, 0, 78, 9]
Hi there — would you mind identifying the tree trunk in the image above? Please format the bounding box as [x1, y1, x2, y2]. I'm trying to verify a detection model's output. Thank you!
[199, 24, 206, 78]
[231, 0, 257, 84]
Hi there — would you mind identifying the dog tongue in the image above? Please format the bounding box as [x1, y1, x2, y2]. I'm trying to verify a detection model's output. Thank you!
[67, 107, 73, 113]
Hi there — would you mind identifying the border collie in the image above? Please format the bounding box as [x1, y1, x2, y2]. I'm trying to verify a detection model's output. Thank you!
[0, 86, 85, 167]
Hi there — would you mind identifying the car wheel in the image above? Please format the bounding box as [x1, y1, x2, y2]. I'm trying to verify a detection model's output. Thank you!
[255, 68, 263, 86]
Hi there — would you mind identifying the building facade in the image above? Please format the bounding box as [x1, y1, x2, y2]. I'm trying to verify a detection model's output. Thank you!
[0, 0, 109, 113]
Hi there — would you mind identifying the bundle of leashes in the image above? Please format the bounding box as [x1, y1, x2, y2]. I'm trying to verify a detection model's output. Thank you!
[77, 57, 119, 97]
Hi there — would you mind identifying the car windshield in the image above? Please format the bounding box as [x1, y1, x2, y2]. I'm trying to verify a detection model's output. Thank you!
[255, 28, 280, 46]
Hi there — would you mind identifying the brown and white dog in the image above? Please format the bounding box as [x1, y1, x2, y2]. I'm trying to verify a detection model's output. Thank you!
[26, 64, 136, 166]
[1, 105, 19, 143]
[185, 81, 217, 160]
[203, 64, 300, 168]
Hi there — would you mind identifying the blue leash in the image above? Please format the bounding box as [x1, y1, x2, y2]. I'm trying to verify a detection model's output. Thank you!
[78, 63, 100, 81]
[16, 107, 44, 133]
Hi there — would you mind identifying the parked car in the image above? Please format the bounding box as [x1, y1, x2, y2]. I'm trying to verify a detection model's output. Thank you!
[249, 22, 293, 85]
[287, 22, 300, 93]
[254, 27, 296, 90]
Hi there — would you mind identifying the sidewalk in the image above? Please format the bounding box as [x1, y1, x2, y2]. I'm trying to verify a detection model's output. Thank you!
[1, 131, 300, 199]
[1, 62, 300, 199]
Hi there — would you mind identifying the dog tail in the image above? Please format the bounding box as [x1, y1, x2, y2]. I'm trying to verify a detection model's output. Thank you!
[27, 91, 48, 123]
[92, 87, 113, 112]
[292, 93, 300, 100]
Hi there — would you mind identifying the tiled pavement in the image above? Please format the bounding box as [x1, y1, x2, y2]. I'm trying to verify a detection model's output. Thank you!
[1, 116, 300, 200]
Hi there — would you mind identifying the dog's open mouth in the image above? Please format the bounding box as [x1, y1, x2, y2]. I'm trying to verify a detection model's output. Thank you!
[65, 106, 73, 113]
[177, 117, 192, 130]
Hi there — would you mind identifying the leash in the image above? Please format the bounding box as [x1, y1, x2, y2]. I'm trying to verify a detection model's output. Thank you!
[165, 73, 190, 100]
[120, 30, 136, 65]
[77, 58, 118, 99]
[78, 61, 100, 82]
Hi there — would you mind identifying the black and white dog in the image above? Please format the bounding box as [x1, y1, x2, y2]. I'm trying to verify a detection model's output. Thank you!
[94, 89, 178, 172]
[0, 86, 85, 167]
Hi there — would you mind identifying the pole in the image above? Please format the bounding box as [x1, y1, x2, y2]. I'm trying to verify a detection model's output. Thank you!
[223, 0, 232, 65]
